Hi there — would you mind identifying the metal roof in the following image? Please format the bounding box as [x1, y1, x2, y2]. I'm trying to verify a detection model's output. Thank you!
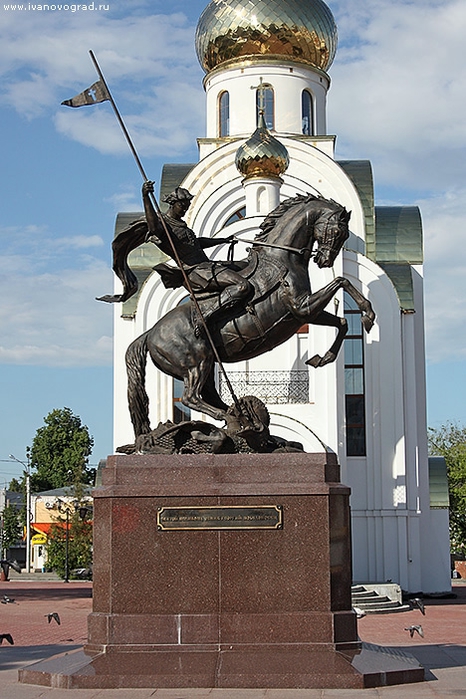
[160, 164, 196, 210]
[374, 207, 423, 312]
[337, 160, 374, 257]
[375, 207, 423, 264]
[378, 263, 415, 313]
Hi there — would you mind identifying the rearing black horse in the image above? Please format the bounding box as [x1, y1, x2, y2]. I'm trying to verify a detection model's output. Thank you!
[126, 194, 375, 437]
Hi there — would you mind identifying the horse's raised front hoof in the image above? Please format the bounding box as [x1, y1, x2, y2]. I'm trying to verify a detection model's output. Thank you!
[361, 315, 374, 333]
[307, 351, 337, 368]
[306, 354, 322, 368]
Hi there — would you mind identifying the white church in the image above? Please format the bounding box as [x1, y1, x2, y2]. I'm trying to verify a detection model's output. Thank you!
[110, 0, 450, 594]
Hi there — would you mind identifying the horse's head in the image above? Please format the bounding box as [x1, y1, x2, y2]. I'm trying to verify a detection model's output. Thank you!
[256, 194, 351, 266]
[312, 207, 351, 268]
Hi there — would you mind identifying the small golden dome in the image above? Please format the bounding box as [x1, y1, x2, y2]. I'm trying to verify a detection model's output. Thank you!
[235, 113, 290, 180]
[196, 0, 338, 74]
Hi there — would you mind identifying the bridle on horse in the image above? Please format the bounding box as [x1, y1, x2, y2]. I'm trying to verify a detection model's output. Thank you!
[231, 208, 347, 259]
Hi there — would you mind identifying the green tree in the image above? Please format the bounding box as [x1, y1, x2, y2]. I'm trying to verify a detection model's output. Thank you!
[8, 478, 23, 492]
[29, 408, 95, 492]
[428, 422, 466, 554]
[1, 504, 22, 557]
[46, 509, 93, 579]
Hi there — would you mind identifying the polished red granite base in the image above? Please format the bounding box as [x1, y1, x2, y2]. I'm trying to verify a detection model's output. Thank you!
[19, 452, 424, 688]
[18, 643, 424, 689]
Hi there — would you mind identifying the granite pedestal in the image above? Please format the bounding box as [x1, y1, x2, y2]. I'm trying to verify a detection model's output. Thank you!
[19, 452, 424, 689]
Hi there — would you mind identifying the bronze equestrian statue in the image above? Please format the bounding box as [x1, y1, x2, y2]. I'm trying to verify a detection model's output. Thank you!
[121, 189, 375, 439]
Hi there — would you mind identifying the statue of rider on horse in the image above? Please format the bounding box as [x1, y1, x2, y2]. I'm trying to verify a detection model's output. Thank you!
[100, 180, 375, 454]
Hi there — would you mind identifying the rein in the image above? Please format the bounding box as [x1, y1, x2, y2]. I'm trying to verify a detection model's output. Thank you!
[226, 201, 347, 259]
[232, 235, 313, 256]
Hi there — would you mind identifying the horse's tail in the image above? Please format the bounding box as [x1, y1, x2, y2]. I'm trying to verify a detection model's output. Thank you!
[125, 330, 152, 437]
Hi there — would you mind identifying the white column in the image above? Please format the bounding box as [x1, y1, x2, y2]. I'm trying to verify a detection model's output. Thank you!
[242, 177, 283, 217]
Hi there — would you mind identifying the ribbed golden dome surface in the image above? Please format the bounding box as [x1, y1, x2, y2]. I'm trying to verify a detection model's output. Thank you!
[196, 0, 338, 73]
[235, 113, 290, 180]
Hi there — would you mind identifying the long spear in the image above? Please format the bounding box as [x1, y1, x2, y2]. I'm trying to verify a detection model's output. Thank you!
[63, 50, 243, 417]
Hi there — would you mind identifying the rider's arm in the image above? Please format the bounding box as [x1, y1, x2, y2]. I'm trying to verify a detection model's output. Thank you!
[198, 235, 236, 249]
[142, 181, 163, 243]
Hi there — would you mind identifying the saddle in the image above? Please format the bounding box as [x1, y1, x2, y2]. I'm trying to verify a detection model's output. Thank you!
[156, 251, 289, 341]
[154, 250, 287, 311]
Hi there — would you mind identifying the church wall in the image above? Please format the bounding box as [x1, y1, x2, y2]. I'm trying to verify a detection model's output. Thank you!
[204, 62, 329, 138]
[409, 268, 451, 592]
[340, 254, 450, 592]
[341, 253, 423, 590]
[422, 509, 451, 592]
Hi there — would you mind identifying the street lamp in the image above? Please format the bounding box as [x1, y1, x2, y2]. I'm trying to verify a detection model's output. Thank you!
[8, 450, 31, 574]
[63, 506, 71, 584]
[56, 499, 76, 584]
[56, 499, 89, 583]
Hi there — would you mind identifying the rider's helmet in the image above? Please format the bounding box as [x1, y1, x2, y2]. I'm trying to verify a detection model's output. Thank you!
[162, 187, 194, 206]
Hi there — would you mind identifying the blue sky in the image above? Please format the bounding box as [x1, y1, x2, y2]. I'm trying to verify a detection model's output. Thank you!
[1, 0, 465, 484]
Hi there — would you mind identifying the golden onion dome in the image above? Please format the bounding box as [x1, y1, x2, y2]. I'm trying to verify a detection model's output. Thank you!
[195, 0, 338, 73]
[235, 113, 290, 180]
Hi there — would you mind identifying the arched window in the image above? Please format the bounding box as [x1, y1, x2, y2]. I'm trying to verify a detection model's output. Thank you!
[256, 86, 274, 129]
[225, 207, 246, 226]
[219, 91, 230, 137]
[302, 90, 314, 136]
[344, 293, 366, 456]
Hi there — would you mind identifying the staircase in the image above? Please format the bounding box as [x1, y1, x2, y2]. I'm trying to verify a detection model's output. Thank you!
[352, 583, 411, 614]
[8, 569, 61, 582]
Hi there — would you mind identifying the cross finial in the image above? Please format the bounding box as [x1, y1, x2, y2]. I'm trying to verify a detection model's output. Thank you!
[251, 77, 272, 118]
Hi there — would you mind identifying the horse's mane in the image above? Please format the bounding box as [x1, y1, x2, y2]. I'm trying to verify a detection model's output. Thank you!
[255, 193, 341, 242]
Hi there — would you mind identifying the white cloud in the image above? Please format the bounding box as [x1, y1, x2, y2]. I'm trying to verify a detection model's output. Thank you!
[329, 0, 466, 190]
[0, 266, 112, 366]
[105, 186, 141, 213]
[56, 234, 104, 248]
[53, 78, 204, 157]
[0, 7, 205, 152]
[0, 224, 113, 367]
[419, 188, 466, 363]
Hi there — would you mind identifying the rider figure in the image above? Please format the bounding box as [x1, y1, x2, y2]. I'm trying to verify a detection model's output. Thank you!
[142, 181, 253, 322]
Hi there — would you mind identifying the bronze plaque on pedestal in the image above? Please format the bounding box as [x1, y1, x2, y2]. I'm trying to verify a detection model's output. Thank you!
[157, 505, 283, 531]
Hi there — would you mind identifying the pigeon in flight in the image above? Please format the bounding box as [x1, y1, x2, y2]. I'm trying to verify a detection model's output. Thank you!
[0, 634, 14, 645]
[409, 598, 425, 615]
[45, 612, 61, 625]
[405, 625, 424, 638]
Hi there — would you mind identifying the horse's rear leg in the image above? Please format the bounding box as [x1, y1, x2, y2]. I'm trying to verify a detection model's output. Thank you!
[201, 366, 229, 413]
[126, 330, 152, 437]
[182, 359, 228, 422]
